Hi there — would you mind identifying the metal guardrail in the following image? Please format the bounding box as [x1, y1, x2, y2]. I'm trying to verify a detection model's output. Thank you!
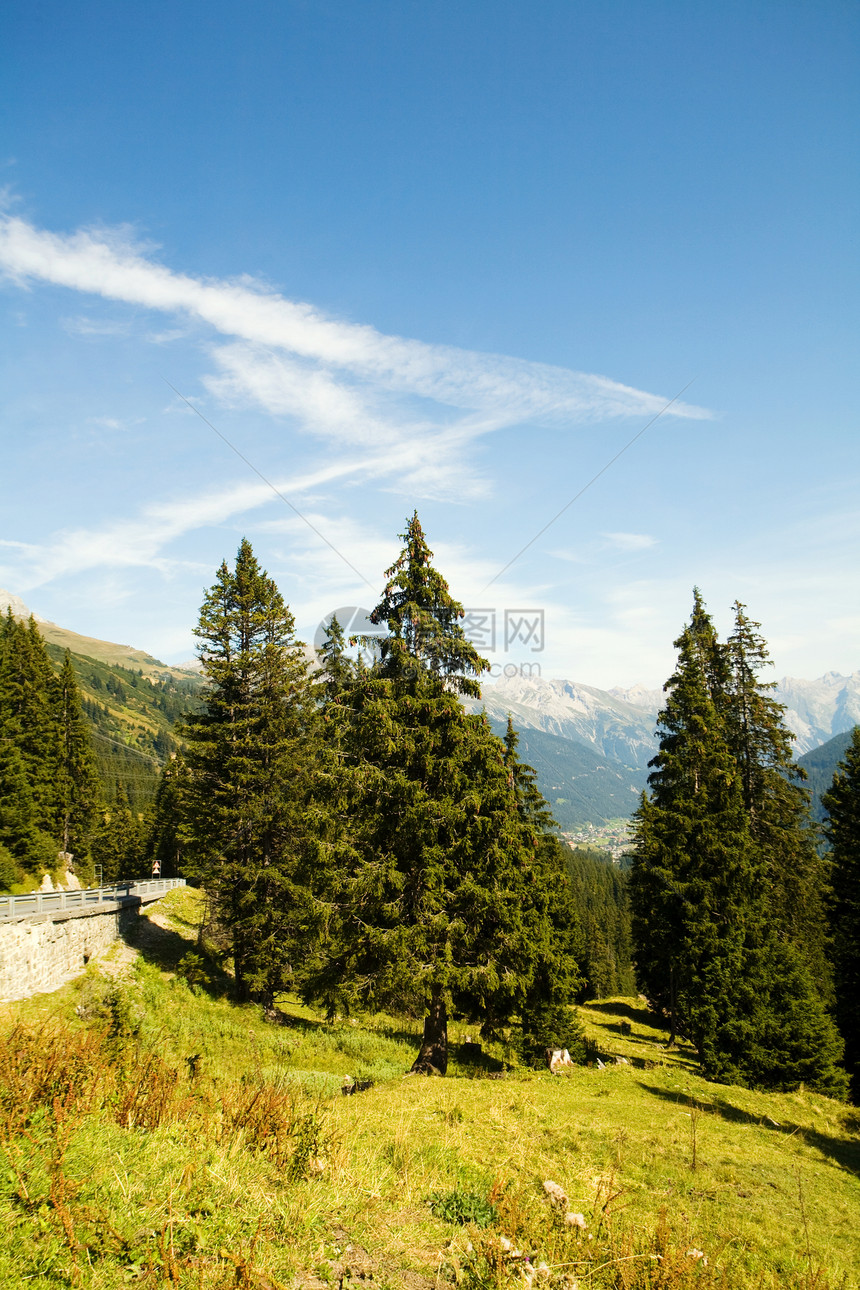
[0, 877, 186, 921]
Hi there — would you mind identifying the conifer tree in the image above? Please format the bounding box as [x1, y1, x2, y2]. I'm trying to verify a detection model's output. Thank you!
[364, 512, 486, 695]
[0, 614, 63, 840]
[307, 515, 578, 1074]
[147, 754, 192, 878]
[822, 727, 860, 1098]
[181, 539, 324, 1006]
[630, 593, 847, 1094]
[0, 737, 56, 879]
[89, 788, 149, 884]
[52, 651, 101, 861]
[317, 613, 355, 700]
[725, 603, 831, 992]
[630, 597, 759, 1077]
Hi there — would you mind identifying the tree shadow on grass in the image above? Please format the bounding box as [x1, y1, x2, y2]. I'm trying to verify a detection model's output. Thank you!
[639, 1081, 860, 1181]
[580, 999, 660, 1027]
[121, 913, 235, 1001]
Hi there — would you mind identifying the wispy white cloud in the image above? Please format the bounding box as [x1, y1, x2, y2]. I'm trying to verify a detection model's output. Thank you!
[0, 215, 709, 419]
[86, 415, 144, 433]
[602, 531, 658, 552]
[0, 213, 714, 623]
[0, 216, 711, 479]
[61, 314, 131, 338]
[0, 460, 372, 593]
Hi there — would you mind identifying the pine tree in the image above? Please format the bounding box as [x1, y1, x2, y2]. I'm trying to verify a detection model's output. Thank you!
[822, 727, 860, 1099]
[181, 539, 324, 1006]
[316, 613, 355, 700]
[364, 511, 487, 696]
[630, 598, 759, 1078]
[725, 603, 831, 992]
[89, 788, 149, 885]
[52, 651, 101, 862]
[0, 614, 64, 840]
[0, 737, 56, 879]
[146, 754, 192, 879]
[307, 515, 577, 1074]
[629, 593, 847, 1093]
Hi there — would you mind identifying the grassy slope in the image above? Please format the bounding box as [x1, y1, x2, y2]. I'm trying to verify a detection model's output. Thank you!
[38, 620, 198, 681]
[1, 889, 858, 1290]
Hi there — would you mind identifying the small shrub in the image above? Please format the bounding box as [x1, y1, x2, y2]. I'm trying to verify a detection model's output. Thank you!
[0, 844, 21, 891]
[219, 1082, 333, 1177]
[103, 984, 141, 1062]
[175, 950, 208, 988]
[427, 1188, 498, 1228]
[517, 1000, 587, 1069]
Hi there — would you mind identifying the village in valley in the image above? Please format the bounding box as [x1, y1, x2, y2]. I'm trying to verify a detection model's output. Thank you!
[562, 819, 633, 861]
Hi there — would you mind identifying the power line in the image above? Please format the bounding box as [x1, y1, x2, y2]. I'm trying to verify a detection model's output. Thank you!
[480, 379, 697, 593]
[164, 379, 378, 594]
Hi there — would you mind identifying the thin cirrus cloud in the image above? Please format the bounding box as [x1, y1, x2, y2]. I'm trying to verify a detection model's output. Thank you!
[602, 532, 658, 552]
[0, 458, 375, 593]
[0, 214, 711, 451]
[0, 213, 712, 598]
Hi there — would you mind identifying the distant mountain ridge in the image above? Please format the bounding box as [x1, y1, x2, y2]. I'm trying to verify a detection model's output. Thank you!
[797, 729, 857, 824]
[468, 676, 658, 770]
[481, 717, 647, 829]
[772, 672, 860, 752]
[478, 670, 860, 764]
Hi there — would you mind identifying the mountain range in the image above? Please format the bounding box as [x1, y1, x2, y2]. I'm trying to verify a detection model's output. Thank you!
[474, 670, 860, 765]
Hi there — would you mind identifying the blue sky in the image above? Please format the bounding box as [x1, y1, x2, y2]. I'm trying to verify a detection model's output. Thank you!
[1, 1, 857, 688]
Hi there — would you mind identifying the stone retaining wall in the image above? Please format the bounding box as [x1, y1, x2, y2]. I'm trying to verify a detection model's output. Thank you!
[0, 903, 140, 1002]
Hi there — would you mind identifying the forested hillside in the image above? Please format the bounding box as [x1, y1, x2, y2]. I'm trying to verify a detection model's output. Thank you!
[798, 727, 857, 823]
[44, 644, 202, 808]
[483, 718, 646, 827]
[565, 844, 635, 998]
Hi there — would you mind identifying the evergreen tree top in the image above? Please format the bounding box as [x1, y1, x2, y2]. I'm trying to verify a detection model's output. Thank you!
[193, 538, 305, 679]
[366, 512, 488, 697]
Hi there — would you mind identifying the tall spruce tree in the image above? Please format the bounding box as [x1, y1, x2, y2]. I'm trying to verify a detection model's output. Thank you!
[822, 727, 860, 1099]
[0, 737, 56, 880]
[181, 540, 324, 1006]
[147, 754, 192, 879]
[0, 614, 63, 841]
[317, 614, 356, 701]
[725, 603, 831, 993]
[52, 651, 101, 862]
[630, 593, 847, 1094]
[630, 596, 759, 1077]
[306, 514, 578, 1074]
[89, 788, 150, 885]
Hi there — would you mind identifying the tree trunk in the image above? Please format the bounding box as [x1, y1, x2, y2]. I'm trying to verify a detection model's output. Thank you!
[233, 933, 251, 1003]
[411, 989, 448, 1075]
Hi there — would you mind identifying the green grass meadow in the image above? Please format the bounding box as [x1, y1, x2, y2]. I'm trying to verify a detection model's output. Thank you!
[1, 888, 857, 1289]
